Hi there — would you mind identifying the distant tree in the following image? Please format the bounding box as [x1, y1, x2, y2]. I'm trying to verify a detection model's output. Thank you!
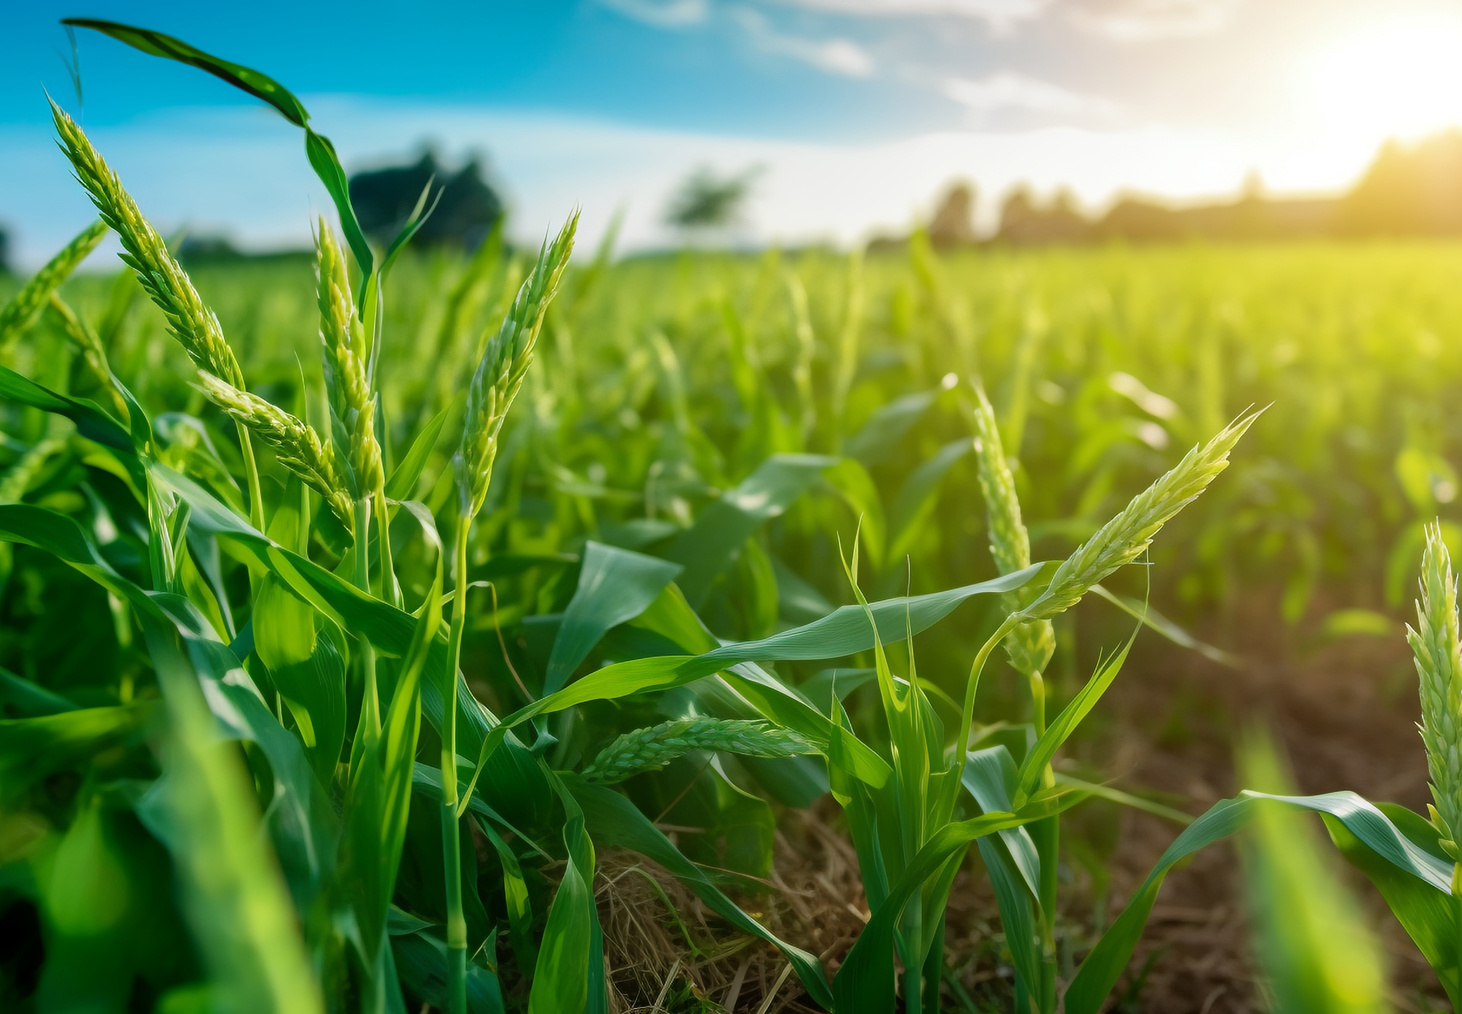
[1342, 130, 1462, 236]
[349, 152, 503, 251]
[927, 181, 977, 248]
[1095, 197, 1182, 242]
[177, 234, 244, 264]
[997, 185, 1037, 241]
[664, 166, 759, 233]
[0, 225, 10, 275]
[996, 185, 1090, 245]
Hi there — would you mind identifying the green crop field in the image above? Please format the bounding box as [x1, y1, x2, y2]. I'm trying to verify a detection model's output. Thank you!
[8, 20, 1462, 1014]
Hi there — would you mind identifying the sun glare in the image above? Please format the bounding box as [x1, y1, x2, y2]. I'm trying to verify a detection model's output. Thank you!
[1300, 17, 1462, 146]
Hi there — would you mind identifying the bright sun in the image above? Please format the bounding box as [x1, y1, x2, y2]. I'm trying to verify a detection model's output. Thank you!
[1299, 16, 1462, 146]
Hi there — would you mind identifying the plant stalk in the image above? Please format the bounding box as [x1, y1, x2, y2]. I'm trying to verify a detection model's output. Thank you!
[373, 486, 400, 607]
[237, 422, 266, 534]
[1028, 667, 1060, 1014]
[441, 514, 472, 1014]
[353, 498, 381, 737]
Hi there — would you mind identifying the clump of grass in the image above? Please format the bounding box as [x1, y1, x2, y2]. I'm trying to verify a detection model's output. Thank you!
[1408, 520, 1462, 859]
[582, 718, 815, 785]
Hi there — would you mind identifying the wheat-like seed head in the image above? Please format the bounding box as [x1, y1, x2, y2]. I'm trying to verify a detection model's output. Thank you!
[197, 372, 353, 527]
[581, 718, 815, 785]
[457, 212, 579, 519]
[1019, 408, 1260, 623]
[1409, 521, 1462, 859]
[0, 218, 108, 347]
[51, 101, 243, 388]
[315, 221, 381, 496]
[970, 381, 1054, 676]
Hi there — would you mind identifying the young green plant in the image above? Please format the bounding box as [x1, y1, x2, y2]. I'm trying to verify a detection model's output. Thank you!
[440, 212, 577, 1014]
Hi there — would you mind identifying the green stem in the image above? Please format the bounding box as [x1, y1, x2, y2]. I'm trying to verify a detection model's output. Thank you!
[441, 515, 471, 1014]
[920, 918, 946, 1014]
[1028, 668, 1059, 1014]
[237, 423, 265, 533]
[1453, 864, 1462, 1009]
[353, 499, 369, 591]
[352, 499, 380, 737]
[373, 487, 401, 608]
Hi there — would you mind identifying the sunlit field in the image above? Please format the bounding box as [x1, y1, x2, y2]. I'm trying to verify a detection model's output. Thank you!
[11, 14, 1462, 1014]
[8, 223, 1462, 1011]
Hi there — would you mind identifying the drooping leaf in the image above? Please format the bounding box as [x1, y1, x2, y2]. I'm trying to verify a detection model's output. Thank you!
[67, 19, 374, 278]
[1327, 802, 1460, 1006]
[489, 563, 1042, 755]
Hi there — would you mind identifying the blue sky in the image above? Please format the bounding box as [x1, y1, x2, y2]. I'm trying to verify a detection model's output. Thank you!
[5, 0, 1462, 264]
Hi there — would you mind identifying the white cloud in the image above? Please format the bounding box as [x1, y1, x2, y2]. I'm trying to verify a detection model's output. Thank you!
[944, 72, 1119, 119]
[732, 7, 876, 76]
[778, 0, 1053, 31]
[1071, 0, 1240, 42]
[595, 0, 711, 28]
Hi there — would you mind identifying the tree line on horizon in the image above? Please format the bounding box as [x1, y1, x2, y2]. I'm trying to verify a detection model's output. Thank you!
[914, 128, 1462, 249]
[5, 129, 1462, 273]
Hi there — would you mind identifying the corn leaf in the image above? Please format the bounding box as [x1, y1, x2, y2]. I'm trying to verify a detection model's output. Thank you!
[139, 610, 323, 1014]
[0, 362, 134, 454]
[544, 541, 681, 695]
[665, 453, 836, 606]
[0, 667, 79, 717]
[1326, 802, 1460, 1007]
[391, 926, 507, 1014]
[845, 389, 941, 465]
[0, 704, 149, 799]
[1063, 791, 1454, 1014]
[887, 438, 971, 561]
[528, 783, 602, 1014]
